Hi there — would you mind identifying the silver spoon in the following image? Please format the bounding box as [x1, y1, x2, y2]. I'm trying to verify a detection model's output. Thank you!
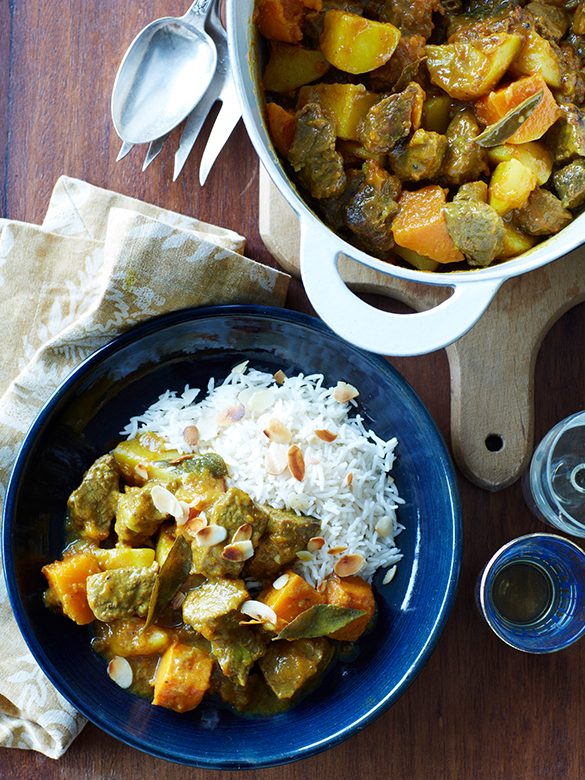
[111, 0, 218, 146]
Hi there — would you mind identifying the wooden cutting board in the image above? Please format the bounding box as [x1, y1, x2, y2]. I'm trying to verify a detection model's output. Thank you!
[258, 165, 585, 492]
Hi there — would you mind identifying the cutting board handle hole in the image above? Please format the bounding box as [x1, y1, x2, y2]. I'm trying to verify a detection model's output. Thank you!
[485, 434, 504, 453]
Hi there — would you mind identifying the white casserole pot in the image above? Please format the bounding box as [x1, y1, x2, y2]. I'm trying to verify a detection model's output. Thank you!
[227, 0, 585, 356]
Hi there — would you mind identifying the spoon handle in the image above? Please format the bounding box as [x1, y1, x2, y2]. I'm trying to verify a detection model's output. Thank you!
[184, 0, 214, 27]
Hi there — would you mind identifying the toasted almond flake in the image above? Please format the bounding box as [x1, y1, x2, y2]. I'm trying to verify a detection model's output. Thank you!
[314, 429, 337, 442]
[241, 600, 278, 626]
[263, 418, 292, 444]
[108, 656, 133, 689]
[223, 540, 254, 561]
[265, 441, 288, 475]
[335, 553, 364, 577]
[182, 426, 200, 446]
[176, 500, 191, 526]
[382, 565, 397, 585]
[273, 573, 290, 589]
[375, 515, 394, 537]
[195, 524, 228, 547]
[308, 456, 320, 465]
[232, 360, 249, 374]
[328, 545, 348, 555]
[288, 445, 305, 481]
[183, 514, 208, 536]
[317, 581, 327, 594]
[217, 403, 245, 426]
[346, 472, 353, 486]
[333, 381, 359, 404]
[151, 485, 188, 524]
[296, 550, 314, 562]
[232, 523, 253, 543]
[273, 370, 286, 385]
[307, 536, 325, 552]
[134, 463, 148, 480]
[171, 592, 186, 609]
[169, 453, 193, 465]
[248, 389, 275, 413]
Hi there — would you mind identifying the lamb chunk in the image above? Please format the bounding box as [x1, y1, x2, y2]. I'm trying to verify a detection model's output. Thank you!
[67, 454, 121, 541]
[453, 180, 489, 203]
[360, 83, 423, 155]
[443, 200, 505, 267]
[86, 567, 157, 622]
[319, 168, 364, 231]
[115, 482, 170, 545]
[512, 188, 572, 235]
[366, 35, 426, 93]
[553, 158, 585, 209]
[190, 487, 269, 579]
[546, 104, 585, 164]
[525, 2, 570, 41]
[557, 43, 585, 105]
[182, 577, 248, 639]
[245, 506, 321, 580]
[344, 161, 401, 254]
[207, 613, 269, 686]
[258, 638, 333, 700]
[442, 109, 490, 186]
[388, 129, 447, 182]
[288, 103, 346, 199]
[564, 31, 585, 65]
[378, 0, 442, 39]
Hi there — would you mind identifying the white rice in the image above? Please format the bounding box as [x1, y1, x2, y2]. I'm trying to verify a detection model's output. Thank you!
[120, 363, 404, 586]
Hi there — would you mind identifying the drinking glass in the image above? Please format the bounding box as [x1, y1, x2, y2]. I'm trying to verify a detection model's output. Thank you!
[522, 411, 585, 536]
[475, 533, 585, 653]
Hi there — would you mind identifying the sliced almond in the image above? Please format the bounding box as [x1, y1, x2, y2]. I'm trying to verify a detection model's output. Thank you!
[247, 389, 274, 413]
[217, 403, 245, 426]
[346, 472, 353, 486]
[296, 550, 314, 562]
[288, 445, 305, 482]
[195, 524, 228, 547]
[263, 418, 292, 444]
[333, 381, 359, 404]
[273, 573, 289, 590]
[134, 463, 148, 480]
[265, 441, 288, 475]
[273, 370, 286, 385]
[335, 553, 364, 577]
[232, 523, 253, 543]
[307, 536, 325, 552]
[108, 656, 133, 689]
[382, 565, 397, 585]
[314, 429, 337, 443]
[176, 500, 191, 526]
[150, 485, 188, 524]
[171, 591, 186, 609]
[317, 581, 327, 594]
[375, 515, 394, 537]
[232, 360, 249, 374]
[182, 426, 200, 446]
[169, 453, 194, 465]
[183, 513, 208, 536]
[223, 540, 254, 561]
[240, 599, 278, 626]
[328, 545, 348, 556]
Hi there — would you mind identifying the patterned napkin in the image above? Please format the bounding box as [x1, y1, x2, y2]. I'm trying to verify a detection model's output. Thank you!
[0, 176, 290, 758]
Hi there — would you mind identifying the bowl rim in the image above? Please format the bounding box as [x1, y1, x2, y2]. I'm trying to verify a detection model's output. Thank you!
[2, 304, 463, 768]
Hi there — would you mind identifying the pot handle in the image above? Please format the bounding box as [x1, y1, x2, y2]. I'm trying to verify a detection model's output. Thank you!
[299, 218, 503, 356]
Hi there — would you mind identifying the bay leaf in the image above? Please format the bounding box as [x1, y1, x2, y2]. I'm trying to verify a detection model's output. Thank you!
[475, 90, 544, 147]
[275, 604, 366, 640]
[144, 534, 192, 630]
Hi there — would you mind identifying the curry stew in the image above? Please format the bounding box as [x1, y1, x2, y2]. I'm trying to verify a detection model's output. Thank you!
[256, 0, 585, 271]
[42, 433, 376, 715]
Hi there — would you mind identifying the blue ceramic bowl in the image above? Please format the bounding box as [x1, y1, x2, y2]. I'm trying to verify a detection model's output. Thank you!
[2, 305, 462, 769]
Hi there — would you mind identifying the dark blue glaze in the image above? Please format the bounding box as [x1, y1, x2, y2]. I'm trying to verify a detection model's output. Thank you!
[2, 305, 462, 769]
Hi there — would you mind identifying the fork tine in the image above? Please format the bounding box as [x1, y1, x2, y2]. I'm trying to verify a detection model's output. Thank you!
[142, 133, 169, 171]
[116, 140, 134, 162]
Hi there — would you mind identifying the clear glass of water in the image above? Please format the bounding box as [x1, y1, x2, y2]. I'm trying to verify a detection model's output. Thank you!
[475, 534, 585, 653]
[522, 411, 585, 536]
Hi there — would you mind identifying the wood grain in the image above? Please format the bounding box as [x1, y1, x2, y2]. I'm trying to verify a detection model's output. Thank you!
[259, 167, 585, 490]
[2, 2, 585, 779]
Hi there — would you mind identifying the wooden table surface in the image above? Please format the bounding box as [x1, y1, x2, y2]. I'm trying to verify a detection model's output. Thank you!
[2, 2, 585, 778]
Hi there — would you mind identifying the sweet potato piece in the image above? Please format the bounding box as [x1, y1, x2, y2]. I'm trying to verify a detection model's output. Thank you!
[42, 552, 102, 625]
[152, 641, 214, 713]
[259, 570, 325, 630]
[324, 574, 375, 641]
[391, 186, 465, 264]
[266, 102, 297, 157]
[256, 0, 322, 43]
[474, 74, 561, 145]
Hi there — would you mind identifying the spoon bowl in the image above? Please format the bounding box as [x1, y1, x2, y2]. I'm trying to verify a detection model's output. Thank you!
[112, 0, 217, 145]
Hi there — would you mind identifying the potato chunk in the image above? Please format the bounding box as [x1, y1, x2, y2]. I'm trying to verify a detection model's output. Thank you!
[320, 10, 401, 74]
[488, 159, 538, 216]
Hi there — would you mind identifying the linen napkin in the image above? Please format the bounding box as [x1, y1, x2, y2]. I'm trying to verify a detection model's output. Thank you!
[0, 176, 290, 758]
